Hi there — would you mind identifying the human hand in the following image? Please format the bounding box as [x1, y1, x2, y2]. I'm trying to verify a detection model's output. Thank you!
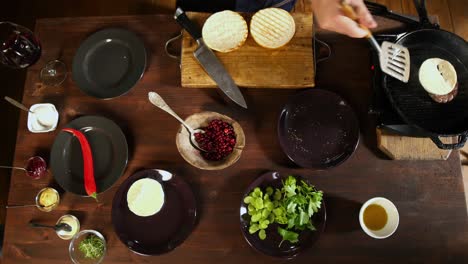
[311, 0, 377, 38]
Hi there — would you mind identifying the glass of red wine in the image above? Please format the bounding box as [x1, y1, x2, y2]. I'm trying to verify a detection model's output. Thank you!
[0, 21, 41, 69]
[1, 21, 67, 86]
[0, 156, 48, 179]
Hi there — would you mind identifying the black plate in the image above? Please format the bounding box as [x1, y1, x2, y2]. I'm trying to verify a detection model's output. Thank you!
[72, 28, 146, 99]
[278, 89, 360, 169]
[50, 116, 128, 196]
[112, 169, 197, 255]
[240, 172, 326, 259]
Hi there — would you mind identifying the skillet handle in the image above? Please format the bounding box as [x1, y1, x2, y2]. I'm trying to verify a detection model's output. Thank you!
[430, 134, 467, 150]
[413, 0, 436, 28]
[364, 1, 420, 28]
[314, 37, 331, 64]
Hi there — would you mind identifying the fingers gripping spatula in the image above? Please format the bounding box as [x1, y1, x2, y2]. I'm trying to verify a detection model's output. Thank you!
[341, 2, 410, 83]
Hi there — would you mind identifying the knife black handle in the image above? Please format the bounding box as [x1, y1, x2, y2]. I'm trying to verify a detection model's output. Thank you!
[174, 7, 202, 41]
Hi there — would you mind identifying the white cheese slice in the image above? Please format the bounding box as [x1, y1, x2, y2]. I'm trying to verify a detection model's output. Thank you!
[419, 58, 457, 96]
[202, 10, 248, 53]
[127, 178, 165, 217]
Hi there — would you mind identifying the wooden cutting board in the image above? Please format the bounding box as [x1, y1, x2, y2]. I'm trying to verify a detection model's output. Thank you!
[180, 12, 314, 88]
[377, 128, 454, 160]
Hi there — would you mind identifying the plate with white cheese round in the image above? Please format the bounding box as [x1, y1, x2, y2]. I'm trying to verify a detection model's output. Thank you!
[111, 169, 197, 255]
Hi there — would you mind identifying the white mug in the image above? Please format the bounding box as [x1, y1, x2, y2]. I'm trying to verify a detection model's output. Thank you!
[359, 197, 399, 239]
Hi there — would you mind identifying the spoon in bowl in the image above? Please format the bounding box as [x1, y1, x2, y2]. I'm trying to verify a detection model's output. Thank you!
[4, 96, 56, 128]
[6, 204, 36, 209]
[0, 165, 27, 172]
[0, 156, 48, 179]
[4, 96, 32, 113]
[148, 91, 209, 153]
[29, 222, 72, 232]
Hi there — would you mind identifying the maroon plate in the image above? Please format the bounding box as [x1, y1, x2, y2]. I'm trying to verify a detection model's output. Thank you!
[240, 172, 326, 259]
[278, 89, 360, 169]
[111, 169, 197, 255]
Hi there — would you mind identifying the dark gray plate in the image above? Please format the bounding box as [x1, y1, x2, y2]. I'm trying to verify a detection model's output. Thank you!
[278, 89, 360, 169]
[50, 116, 128, 195]
[240, 172, 326, 259]
[112, 169, 197, 256]
[72, 28, 146, 99]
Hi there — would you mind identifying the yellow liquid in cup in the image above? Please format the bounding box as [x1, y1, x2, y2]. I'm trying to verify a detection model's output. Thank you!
[363, 204, 388, 231]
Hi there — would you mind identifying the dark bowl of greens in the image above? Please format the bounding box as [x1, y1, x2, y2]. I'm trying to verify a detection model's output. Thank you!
[240, 172, 326, 258]
[69, 230, 106, 264]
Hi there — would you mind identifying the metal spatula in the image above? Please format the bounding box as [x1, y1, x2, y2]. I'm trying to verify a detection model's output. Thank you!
[341, 2, 410, 83]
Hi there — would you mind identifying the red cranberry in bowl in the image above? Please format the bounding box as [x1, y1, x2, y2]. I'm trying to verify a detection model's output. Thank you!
[194, 119, 237, 161]
[25, 156, 48, 179]
[175, 111, 245, 170]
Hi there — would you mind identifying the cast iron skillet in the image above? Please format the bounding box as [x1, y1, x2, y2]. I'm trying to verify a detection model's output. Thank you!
[381, 0, 468, 149]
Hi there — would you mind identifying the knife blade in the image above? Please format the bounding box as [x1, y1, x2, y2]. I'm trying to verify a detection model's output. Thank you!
[174, 7, 248, 109]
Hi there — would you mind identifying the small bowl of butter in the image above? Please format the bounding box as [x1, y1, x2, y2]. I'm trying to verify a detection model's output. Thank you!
[35, 187, 60, 212]
[27, 103, 59, 133]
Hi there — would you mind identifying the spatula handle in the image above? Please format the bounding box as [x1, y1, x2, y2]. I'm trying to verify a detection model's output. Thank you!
[340, 2, 372, 38]
[341, 2, 381, 53]
[367, 36, 382, 54]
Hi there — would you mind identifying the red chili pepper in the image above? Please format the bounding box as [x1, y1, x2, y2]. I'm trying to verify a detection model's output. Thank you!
[62, 128, 98, 201]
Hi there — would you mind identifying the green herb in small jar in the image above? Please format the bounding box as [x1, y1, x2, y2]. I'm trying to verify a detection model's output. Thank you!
[78, 234, 105, 259]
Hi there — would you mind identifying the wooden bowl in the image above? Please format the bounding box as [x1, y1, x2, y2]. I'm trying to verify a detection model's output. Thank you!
[175, 111, 245, 170]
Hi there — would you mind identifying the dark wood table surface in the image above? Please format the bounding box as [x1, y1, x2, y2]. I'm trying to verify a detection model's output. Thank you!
[3, 15, 468, 264]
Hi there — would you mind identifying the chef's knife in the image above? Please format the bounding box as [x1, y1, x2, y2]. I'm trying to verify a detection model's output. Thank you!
[174, 7, 248, 109]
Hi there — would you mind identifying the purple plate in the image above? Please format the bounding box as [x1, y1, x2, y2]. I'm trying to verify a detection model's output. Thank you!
[240, 172, 326, 259]
[111, 169, 197, 255]
[278, 89, 360, 169]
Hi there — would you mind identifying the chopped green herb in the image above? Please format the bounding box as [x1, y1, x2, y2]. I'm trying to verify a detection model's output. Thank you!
[244, 175, 323, 246]
[78, 234, 105, 259]
[278, 227, 299, 245]
[259, 229, 266, 240]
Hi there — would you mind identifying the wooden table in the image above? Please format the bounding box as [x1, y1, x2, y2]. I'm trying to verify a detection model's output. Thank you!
[3, 15, 468, 263]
